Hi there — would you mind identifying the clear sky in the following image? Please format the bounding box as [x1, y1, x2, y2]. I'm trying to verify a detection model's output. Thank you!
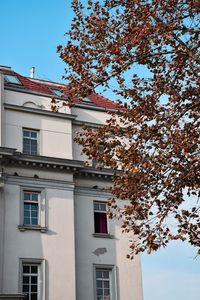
[0, 1, 199, 299]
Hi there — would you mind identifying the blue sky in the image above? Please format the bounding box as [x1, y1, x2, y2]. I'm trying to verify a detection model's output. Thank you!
[1, 1, 199, 299]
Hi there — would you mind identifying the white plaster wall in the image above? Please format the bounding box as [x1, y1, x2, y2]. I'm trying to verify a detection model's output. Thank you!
[2, 182, 76, 300]
[72, 107, 110, 124]
[4, 90, 71, 114]
[4, 110, 72, 159]
[72, 125, 88, 162]
[74, 189, 143, 300]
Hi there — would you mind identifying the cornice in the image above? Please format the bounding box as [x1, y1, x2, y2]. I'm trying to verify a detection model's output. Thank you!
[0, 147, 114, 180]
[4, 103, 77, 120]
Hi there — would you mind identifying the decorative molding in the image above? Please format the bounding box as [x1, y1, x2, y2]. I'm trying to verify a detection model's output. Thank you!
[0, 147, 114, 180]
[0, 294, 26, 300]
[4, 103, 77, 120]
[93, 233, 114, 239]
[5, 176, 75, 191]
[75, 186, 112, 197]
[18, 225, 47, 233]
[5, 87, 116, 112]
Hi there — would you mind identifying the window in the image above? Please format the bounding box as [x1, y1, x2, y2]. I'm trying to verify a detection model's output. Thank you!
[51, 88, 63, 97]
[94, 266, 117, 300]
[96, 269, 111, 300]
[4, 74, 22, 84]
[20, 259, 45, 300]
[19, 188, 46, 232]
[83, 97, 91, 103]
[92, 145, 104, 167]
[22, 264, 39, 300]
[23, 191, 40, 226]
[23, 129, 38, 155]
[94, 202, 108, 234]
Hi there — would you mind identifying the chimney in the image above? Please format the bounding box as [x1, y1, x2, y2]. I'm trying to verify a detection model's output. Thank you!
[30, 67, 35, 78]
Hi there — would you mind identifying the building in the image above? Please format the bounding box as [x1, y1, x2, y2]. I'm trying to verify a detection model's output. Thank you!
[0, 65, 143, 300]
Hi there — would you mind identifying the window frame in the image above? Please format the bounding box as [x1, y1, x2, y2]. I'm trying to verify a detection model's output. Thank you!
[23, 191, 40, 226]
[50, 88, 63, 97]
[19, 258, 45, 300]
[93, 201, 109, 236]
[23, 128, 39, 156]
[4, 74, 22, 85]
[18, 187, 47, 233]
[93, 264, 117, 300]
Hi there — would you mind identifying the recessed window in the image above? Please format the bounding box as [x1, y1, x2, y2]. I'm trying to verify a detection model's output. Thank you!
[19, 188, 46, 232]
[51, 88, 63, 97]
[83, 97, 91, 103]
[23, 129, 38, 155]
[22, 263, 39, 300]
[4, 74, 21, 85]
[95, 269, 112, 300]
[92, 145, 104, 167]
[94, 202, 108, 234]
[23, 191, 40, 226]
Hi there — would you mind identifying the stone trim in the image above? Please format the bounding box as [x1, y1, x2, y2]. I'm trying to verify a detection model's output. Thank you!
[0, 295, 26, 300]
[4, 103, 77, 120]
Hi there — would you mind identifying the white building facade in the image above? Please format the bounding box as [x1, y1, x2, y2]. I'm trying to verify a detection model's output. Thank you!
[0, 66, 143, 300]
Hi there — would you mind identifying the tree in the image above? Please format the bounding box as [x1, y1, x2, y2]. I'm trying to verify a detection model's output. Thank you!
[58, 0, 200, 257]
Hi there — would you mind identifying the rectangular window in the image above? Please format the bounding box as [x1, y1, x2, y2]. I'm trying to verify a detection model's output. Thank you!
[92, 145, 104, 167]
[23, 191, 40, 226]
[23, 129, 38, 155]
[94, 202, 108, 234]
[4, 74, 22, 85]
[22, 264, 39, 300]
[96, 269, 111, 300]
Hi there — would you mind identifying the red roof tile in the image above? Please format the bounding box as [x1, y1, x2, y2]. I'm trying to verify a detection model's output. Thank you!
[1, 68, 117, 109]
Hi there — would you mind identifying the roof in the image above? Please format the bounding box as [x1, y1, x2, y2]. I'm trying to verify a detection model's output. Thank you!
[0, 66, 117, 110]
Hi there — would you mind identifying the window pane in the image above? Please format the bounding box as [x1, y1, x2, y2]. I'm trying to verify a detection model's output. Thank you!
[31, 194, 38, 201]
[31, 294, 37, 300]
[94, 203, 99, 211]
[31, 204, 38, 210]
[31, 284, 37, 292]
[23, 266, 30, 273]
[23, 284, 29, 293]
[4, 74, 21, 84]
[23, 130, 30, 137]
[97, 288, 103, 295]
[24, 218, 30, 225]
[24, 204, 31, 209]
[23, 276, 29, 284]
[96, 271, 103, 278]
[31, 218, 38, 225]
[31, 276, 37, 284]
[104, 281, 110, 288]
[103, 271, 109, 278]
[31, 266, 38, 273]
[24, 210, 30, 217]
[31, 211, 38, 217]
[24, 193, 31, 200]
[104, 288, 110, 295]
[97, 280, 103, 288]
[94, 212, 108, 234]
[99, 203, 106, 211]
[31, 132, 37, 138]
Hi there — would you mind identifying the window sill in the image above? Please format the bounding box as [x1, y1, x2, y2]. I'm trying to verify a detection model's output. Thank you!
[18, 225, 47, 233]
[93, 233, 114, 239]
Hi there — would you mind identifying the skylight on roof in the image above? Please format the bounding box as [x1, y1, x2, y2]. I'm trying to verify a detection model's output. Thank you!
[83, 97, 91, 103]
[4, 74, 21, 85]
[51, 88, 63, 97]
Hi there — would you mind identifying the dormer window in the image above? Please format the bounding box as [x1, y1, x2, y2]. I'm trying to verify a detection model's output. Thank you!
[4, 74, 22, 85]
[51, 88, 63, 97]
[83, 97, 91, 103]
